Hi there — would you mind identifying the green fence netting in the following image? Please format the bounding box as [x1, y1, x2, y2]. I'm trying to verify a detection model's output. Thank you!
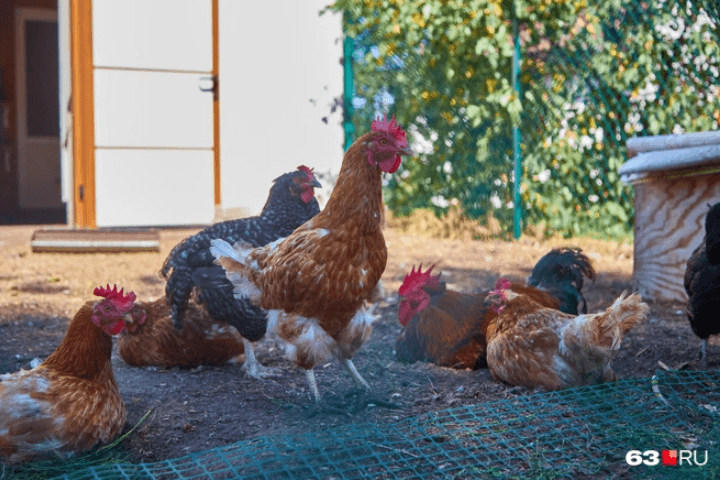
[340, 0, 719, 239]
[20, 370, 717, 480]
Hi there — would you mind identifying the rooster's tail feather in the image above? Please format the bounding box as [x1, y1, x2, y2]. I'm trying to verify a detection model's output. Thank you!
[527, 248, 596, 314]
[209, 239, 262, 304]
[588, 292, 648, 351]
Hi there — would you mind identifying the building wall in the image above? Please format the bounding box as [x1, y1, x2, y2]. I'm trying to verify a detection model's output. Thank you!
[0, 0, 58, 221]
[218, 0, 344, 216]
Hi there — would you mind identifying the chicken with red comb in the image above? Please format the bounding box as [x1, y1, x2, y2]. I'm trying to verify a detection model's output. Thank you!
[0, 285, 137, 463]
[211, 115, 412, 403]
[163, 165, 321, 378]
[395, 249, 596, 371]
[485, 281, 648, 390]
[395, 264, 489, 369]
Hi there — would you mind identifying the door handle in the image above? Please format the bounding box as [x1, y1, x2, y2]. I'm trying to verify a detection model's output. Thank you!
[199, 75, 218, 101]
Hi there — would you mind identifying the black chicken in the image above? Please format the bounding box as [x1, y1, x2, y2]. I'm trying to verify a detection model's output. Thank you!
[684, 202, 720, 365]
[161, 166, 321, 377]
[526, 247, 597, 314]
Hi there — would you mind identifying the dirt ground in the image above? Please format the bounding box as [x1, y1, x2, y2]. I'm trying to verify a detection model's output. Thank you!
[0, 224, 717, 469]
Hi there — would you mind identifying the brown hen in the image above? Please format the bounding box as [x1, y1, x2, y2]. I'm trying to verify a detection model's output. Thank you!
[211, 116, 412, 402]
[118, 297, 245, 369]
[0, 286, 136, 463]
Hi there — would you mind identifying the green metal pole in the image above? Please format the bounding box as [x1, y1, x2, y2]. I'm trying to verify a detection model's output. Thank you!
[512, 7, 522, 239]
[343, 26, 355, 151]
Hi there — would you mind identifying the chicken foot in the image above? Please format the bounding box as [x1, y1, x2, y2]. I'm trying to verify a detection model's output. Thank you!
[304, 369, 322, 403]
[241, 338, 279, 379]
[340, 358, 371, 390]
[700, 338, 709, 366]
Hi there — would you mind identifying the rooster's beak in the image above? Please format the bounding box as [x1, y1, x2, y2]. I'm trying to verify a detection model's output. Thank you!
[399, 145, 413, 157]
[311, 178, 322, 188]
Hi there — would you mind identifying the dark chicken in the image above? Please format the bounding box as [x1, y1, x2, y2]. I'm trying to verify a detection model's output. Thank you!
[684, 202, 720, 364]
[162, 166, 321, 377]
[526, 247, 596, 314]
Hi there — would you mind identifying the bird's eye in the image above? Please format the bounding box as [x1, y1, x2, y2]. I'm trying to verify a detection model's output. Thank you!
[379, 139, 389, 145]
[104, 305, 111, 311]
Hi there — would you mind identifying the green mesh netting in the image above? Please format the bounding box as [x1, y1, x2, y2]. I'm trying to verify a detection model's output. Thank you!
[31, 370, 719, 480]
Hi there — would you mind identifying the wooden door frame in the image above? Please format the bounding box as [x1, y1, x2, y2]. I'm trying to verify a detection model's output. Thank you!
[69, 0, 220, 228]
[70, 0, 95, 228]
[212, 0, 220, 207]
[14, 7, 60, 210]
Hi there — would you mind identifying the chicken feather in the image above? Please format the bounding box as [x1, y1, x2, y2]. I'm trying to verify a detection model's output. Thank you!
[485, 285, 648, 390]
[211, 116, 412, 402]
[0, 287, 136, 463]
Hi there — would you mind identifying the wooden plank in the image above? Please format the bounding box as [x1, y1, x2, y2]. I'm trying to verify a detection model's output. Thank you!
[212, 0, 220, 206]
[627, 130, 720, 158]
[632, 173, 719, 302]
[70, 0, 96, 227]
[31, 228, 160, 253]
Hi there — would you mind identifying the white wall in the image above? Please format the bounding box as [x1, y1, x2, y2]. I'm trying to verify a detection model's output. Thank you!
[219, 0, 344, 215]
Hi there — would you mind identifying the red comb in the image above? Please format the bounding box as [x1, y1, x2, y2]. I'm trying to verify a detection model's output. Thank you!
[94, 284, 136, 312]
[398, 264, 440, 296]
[489, 278, 511, 314]
[371, 115, 407, 143]
[297, 165, 314, 180]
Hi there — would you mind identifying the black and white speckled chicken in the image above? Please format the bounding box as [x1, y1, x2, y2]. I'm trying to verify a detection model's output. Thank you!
[684, 202, 720, 364]
[161, 166, 321, 376]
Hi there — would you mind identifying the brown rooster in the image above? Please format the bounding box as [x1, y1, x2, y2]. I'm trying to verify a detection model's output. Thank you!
[395, 265, 488, 369]
[485, 279, 648, 390]
[118, 297, 245, 369]
[395, 249, 596, 370]
[209, 116, 412, 402]
[0, 285, 137, 464]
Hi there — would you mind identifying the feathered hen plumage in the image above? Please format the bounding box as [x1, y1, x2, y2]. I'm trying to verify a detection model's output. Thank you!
[485, 280, 648, 390]
[118, 297, 245, 369]
[394, 249, 595, 370]
[211, 116, 413, 402]
[0, 286, 137, 464]
[684, 202, 720, 364]
[163, 166, 321, 376]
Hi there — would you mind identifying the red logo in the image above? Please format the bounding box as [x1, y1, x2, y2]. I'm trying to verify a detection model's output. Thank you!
[662, 450, 678, 466]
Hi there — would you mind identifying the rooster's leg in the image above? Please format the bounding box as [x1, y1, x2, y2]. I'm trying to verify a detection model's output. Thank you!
[700, 338, 708, 365]
[340, 358, 370, 390]
[241, 338, 278, 379]
[304, 369, 322, 403]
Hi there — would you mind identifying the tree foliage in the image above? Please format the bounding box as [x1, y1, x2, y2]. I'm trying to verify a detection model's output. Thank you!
[325, 0, 719, 239]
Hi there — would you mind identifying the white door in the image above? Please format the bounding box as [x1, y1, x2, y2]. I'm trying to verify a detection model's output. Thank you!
[92, 0, 215, 227]
[15, 8, 62, 209]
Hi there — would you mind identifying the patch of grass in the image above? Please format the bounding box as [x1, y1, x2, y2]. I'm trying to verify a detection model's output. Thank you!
[387, 207, 503, 241]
